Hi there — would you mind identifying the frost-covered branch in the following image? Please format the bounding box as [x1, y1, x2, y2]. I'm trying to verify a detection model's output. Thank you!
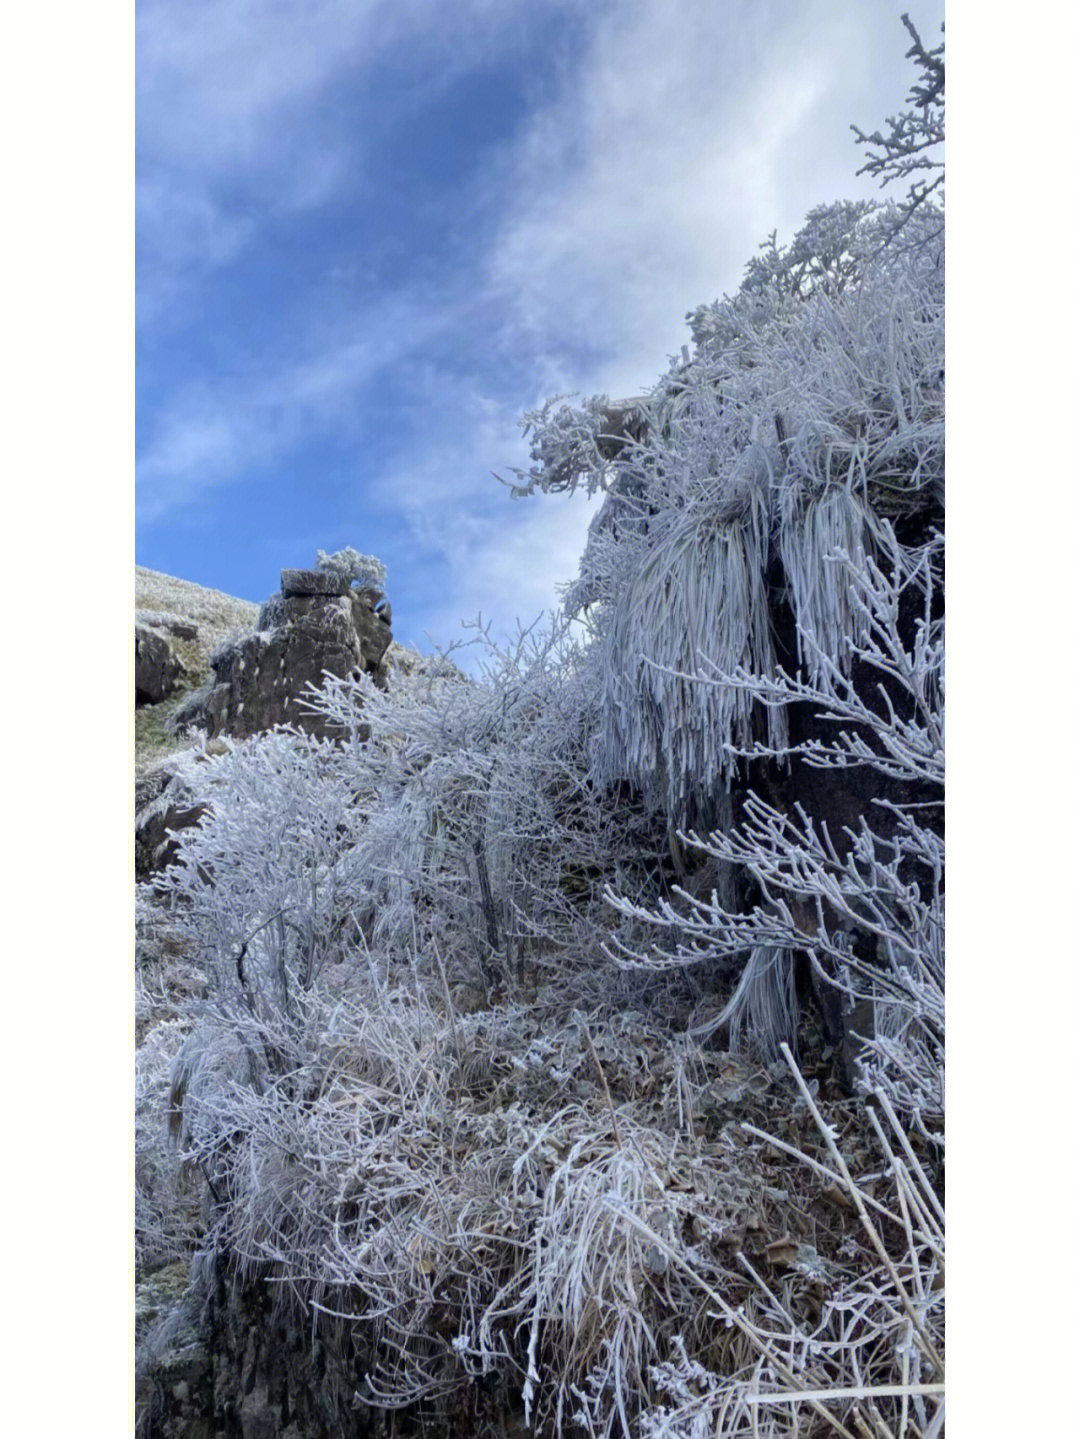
[852, 15, 944, 237]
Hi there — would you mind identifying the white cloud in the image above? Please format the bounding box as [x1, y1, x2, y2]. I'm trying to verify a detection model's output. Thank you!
[136, 0, 587, 320]
[376, 0, 919, 647]
[399, 485, 601, 655]
[484, 0, 854, 400]
[139, 0, 402, 177]
[349, 367, 600, 650]
[137, 288, 452, 520]
[136, 170, 257, 325]
[441, 488, 599, 627]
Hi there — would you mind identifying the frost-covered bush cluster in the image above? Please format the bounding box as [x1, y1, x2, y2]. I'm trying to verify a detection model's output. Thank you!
[544, 194, 942, 827]
[139, 22, 944, 1438]
[316, 545, 387, 594]
[604, 530, 944, 1090]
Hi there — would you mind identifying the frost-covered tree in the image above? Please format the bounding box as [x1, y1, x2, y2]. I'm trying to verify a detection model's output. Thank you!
[513, 18, 944, 1077]
[851, 13, 944, 230]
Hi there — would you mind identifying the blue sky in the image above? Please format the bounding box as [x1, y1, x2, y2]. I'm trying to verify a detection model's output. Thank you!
[136, 0, 945, 657]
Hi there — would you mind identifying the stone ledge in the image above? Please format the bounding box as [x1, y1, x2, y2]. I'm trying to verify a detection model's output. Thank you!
[280, 568, 351, 597]
[136, 611, 200, 642]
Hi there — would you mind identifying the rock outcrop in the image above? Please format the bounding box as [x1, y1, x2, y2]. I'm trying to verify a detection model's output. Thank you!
[135, 564, 402, 873]
[136, 624, 185, 705]
[174, 569, 392, 742]
[135, 570, 262, 775]
[136, 1260, 525, 1439]
[137, 1266, 372, 1439]
[135, 758, 209, 880]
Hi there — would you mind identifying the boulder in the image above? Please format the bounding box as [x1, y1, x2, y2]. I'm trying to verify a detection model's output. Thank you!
[178, 583, 392, 742]
[136, 1282, 214, 1439]
[135, 760, 207, 877]
[136, 625, 184, 706]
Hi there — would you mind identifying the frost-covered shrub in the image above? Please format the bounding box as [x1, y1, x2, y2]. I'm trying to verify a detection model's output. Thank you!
[605, 528, 944, 1120]
[630, 1052, 945, 1438]
[163, 976, 783, 1436]
[159, 616, 665, 1165]
[315, 545, 387, 593]
[307, 618, 666, 1004]
[518, 194, 942, 836]
[157, 725, 378, 1183]
[164, 728, 369, 1010]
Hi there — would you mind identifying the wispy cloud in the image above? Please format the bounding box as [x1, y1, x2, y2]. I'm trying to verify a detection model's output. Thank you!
[359, 378, 603, 648]
[137, 287, 452, 520]
[136, 170, 256, 325]
[138, 0, 438, 179]
[424, 489, 601, 645]
[136, 0, 586, 322]
[362, 0, 865, 642]
[484, 0, 847, 399]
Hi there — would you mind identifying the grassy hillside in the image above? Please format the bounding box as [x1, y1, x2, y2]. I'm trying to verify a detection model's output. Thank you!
[135, 567, 262, 773]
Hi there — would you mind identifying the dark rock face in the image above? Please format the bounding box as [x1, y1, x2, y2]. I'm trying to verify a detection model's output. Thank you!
[137, 1282, 216, 1439]
[178, 580, 392, 742]
[137, 625, 185, 706]
[348, 593, 393, 676]
[137, 1269, 374, 1439]
[666, 493, 945, 1088]
[137, 1263, 521, 1439]
[135, 762, 208, 878]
